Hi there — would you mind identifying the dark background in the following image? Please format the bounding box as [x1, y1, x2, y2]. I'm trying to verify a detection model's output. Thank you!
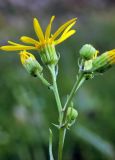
[0, 0, 115, 160]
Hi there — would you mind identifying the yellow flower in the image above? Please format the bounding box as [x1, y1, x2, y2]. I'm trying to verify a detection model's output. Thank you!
[1, 16, 77, 51]
[1, 16, 77, 65]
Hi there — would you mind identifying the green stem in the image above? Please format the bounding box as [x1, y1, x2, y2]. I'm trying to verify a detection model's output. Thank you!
[48, 67, 85, 160]
[58, 128, 66, 160]
[63, 72, 85, 111]
[57, 72, 85, 160]
[36, 71, 52, 90]
[48, 64, 66, 160]
[49, 65, 63, 124]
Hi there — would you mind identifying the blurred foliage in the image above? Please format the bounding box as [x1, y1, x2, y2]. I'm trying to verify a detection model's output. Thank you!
[0, 0, 115, 160]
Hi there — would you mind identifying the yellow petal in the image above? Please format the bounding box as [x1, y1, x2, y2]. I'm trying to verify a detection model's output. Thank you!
[45, 16, 55, 40]
[61, 21, 76, 36]
[51, 18, 77, 41]
[108, 49, 115, 56]
[33, 18, 44, 41]
[1, 45, 36, 51]
[55, 30, 76, 45]
[20, 36, 40, 45]
[20, 50, 35, 64]
[8, 41, 22, 45]
[107, 49, 115, 64]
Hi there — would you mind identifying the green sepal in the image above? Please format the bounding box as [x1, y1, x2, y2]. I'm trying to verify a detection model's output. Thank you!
[39, 44, 59, 65]
[23, 58, 43, 77]
[92, 52, 111, 73]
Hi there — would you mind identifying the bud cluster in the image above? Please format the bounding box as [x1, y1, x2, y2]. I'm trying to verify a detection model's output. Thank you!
[79, 44, 115, 76]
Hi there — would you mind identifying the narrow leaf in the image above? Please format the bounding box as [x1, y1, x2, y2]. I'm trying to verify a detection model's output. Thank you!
[49, 129, 54, 160]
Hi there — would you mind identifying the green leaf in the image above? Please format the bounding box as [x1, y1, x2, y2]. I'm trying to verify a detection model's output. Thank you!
[49, 129, 54, 160]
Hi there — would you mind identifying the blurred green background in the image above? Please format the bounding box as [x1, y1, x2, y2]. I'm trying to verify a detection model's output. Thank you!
[0, 0, 115, 160]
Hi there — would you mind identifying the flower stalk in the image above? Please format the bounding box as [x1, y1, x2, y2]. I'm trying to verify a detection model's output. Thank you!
[36, 71, 52, 89]
[63, 72, 85, 112]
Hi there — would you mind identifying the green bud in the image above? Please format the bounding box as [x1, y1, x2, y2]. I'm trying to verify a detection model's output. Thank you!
[66, 107, 78, 124]
[80, 44, 98, 60]
[39, 44, 59, 65]
[20, 51, 43, 76]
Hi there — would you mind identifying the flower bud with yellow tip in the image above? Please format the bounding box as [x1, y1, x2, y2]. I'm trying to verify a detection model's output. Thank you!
[20, 50, 43, 76]
[80, 44, 98, 60]
[92, 49, 115, 73]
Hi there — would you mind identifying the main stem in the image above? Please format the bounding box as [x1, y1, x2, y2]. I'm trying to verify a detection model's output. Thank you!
[58, 72, 85, 160]
[49, 65, 85, 160]
[49, 65, 65, 160]
[49, 65, 63, 124]
[58, 128, 66, 160]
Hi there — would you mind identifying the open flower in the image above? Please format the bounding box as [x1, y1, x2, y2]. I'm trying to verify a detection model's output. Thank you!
[1, 16, 77, 51]
[1, 16, 77, 64]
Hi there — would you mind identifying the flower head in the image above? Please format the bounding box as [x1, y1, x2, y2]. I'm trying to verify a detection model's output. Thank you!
[1, 16, 77, 51]
[1, 16, 77, 65]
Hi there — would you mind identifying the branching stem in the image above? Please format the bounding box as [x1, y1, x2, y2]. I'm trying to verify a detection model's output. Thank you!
[48, 64, 85, 160]
[63, 72, 85, 111]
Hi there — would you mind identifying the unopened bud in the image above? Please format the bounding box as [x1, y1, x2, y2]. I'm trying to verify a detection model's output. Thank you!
[20, 50, 43, 76]
[80, 44, 98, 60]
[92, 49, 115, 73]
[66, 107, 78, 124]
